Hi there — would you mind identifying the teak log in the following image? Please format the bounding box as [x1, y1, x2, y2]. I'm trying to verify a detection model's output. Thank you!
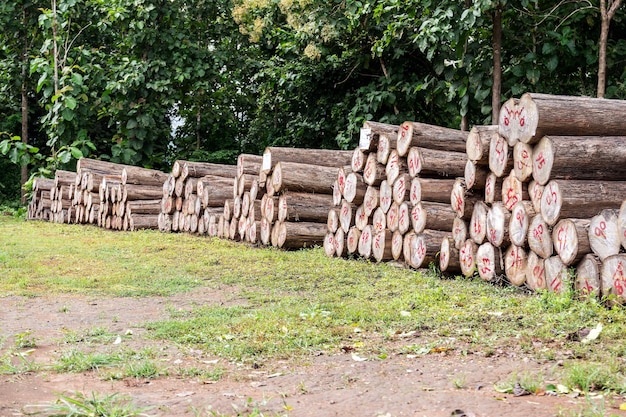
[351, 148, 367, 173]
[466, 125, 499, 165]
[385, 150, 407, 185]
[600, 254, 626, 305]
[526, 251, 547, 291]
[540, 179, 626, 226]
[588, 209, 621, 261]
[452, 217, 468, 250]
[469, 201, 489, 245]
[439, 236, 461, 274]
[410, 177, 456, 206]
[363, 186, 379, 217]
[121, 166, 167, 187]
[499, 92, 626, 145]
[411, 201, 456, 234]
[528, 180, 544, 214]
[277, 192, 334, 223]
[476, 242, 504, 282]
[272, 161, 338, 194]
[552, 218, 591, 266]
[372, 229, 394, 262]
[501, 171, 528, 211]
[262, 147, 353, 174]
[450, 178, 478, 219]
[459, 239, 478, 277]
[484, 173, 503, 205]
[379, 180, 393, 213]
[464, 160, 489, 190]
[181, 161, 237, 181]
[528, 215, 553, 259]
[532, 135, 626, 185]
[363, 153, 386, 186]
[488, 133, 513, 177]
[409, 229, 449, 269]
[396, 121, 467, 156]
[391, 230, 404, 261]
[358, 225, 374, 259]
[397, 202, 411, 235]
[509, 201, 535, 247]
[544, 256, 570, 294]
[339, 200, 357, 233]
[504, 244, 527, 286]
[237, 154, 263, 177]
[406, 147, 467, 178]
[343, 172, 367, 205]
[486, 202, 511, 248]
[372, 207, 386, 235]
[575, 254, 601, 298]
[122, 184, 163, 202]
[385, 202, 399, 232]
[361, 121, 400, 151]
[377, 134, 397, 165]
[347, 226, 361, 255]
[513, 142, 533, 181]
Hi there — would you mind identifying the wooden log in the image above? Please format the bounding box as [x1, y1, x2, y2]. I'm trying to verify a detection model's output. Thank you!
[544, 255, 571, 294]
[123, 184, 163, 202]
[499, 92, 626, 145]
[411, 201, 456, 234]
[528, 180, 544, 214]
[343, 172, 367, 205]
[526, 251, 548, 291]
[272, 161, 338, 194]
[440, 236, 461, 274]
[362, 121, 399, 151]
[504, 245, 527, 286]
[363, 186, 379, 217]
[327, 208, 340, 234]
[379, 180, 393, 213]
[398, 202, 411, 235]
[237, 174, 257, 197]
[406, 229, 449, 269]
[396, 121, 467, 156]
[355, 205, 369, 231]
[476, 242, 504, 281]
[127, 199, 161, 215]
[202, 181, 235, 208]
[489, 133, 513, 177]
[385, 150, 407, 185]
[501, 171, 528, 211]
[528, 215, 553, 259]
[336, 167, 350, 197]
[406, 147, 467, 178]
[163, 174, 176, 197]
[466, 125, 499, 165]
[339, 200, 356, 233]
[452, 217, 468, 250]
[54, 170, 76, 188]
[620, 200, 626, 251]
[386, 202, 399, 232]
[486, 202, 511, 248]
[372, 207, 386, 234]
[377, 133, 397, 165]
[372, 229, 394, 262]
[484, 173, 503, 205]
[237, 154, 263, 177]
[575, 254, 601, 298]
[351, 148, 367, 173]
[459, 239, 478, 277]
[129, 214, 159, 231]
[347, 226, 361, 255]
[324, 232, 339, 257]
[182, 161, 237, 181]
[260, 217, 271, 245]
[262, 147, 353, 174]
[335, 228, 347, 257]
[509, 201, 535, 247]
[121, 166, 167, 187]
[410, 177, 456, 206]
[391, 230, 404, 261]
[552, 218, 591, 266]
[358, 224, 374, 259]
[589, 209, 621, 261]
[464, 160, 489, 191]
[541, 179, 626, 226]
[332, 180, 342, 207]
[513, 141, 533, 181]
[532, 135, 626, 186]
[277, 192, 334, 223]
[450, 178, 478, 219]
[469, 201, 488, 245]
[363, 153, 385, 186]
[223, 199, 233, 221]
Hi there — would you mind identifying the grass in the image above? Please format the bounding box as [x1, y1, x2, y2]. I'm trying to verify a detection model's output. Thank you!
[4, 215, 626, 399]
[24, 392, 152, 417]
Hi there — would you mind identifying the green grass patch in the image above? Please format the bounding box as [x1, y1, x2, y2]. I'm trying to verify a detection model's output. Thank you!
[4, 215, 626, 395]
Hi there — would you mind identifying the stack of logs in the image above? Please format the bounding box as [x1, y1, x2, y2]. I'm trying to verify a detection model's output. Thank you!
[159, 160, 238, 235]
[27, 177, 55, 221]
[324, 120, 466, 271]
[454, 92, 626, 303]
[49, 170, 77, 224]
[256, 147, 353, 249]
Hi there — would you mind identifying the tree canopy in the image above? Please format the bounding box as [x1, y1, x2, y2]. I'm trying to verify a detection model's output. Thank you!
[0, 0, 625, 202]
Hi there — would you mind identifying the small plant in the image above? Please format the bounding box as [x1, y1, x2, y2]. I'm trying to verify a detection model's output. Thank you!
[0, 350, 40, 375]
[562, 362, 614, 393]
[25, 391, 152, 417]
[123, 359, 164, 379]
[451, 374, 466, 389]
[54, 349, 122, 373]
[15, 330, 37, 349]
[494, 371, 544, 395]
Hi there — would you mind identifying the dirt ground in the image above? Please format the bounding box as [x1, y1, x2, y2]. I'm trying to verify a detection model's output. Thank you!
[0, 287, 622, 417]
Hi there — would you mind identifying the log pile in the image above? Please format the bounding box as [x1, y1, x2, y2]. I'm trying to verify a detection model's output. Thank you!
[49, 170, 77, 224]
[159, 160, 237, 235]
[451, 92, 626, 301]
[324, 120, 465, 272]
[27, 177, 55, 221]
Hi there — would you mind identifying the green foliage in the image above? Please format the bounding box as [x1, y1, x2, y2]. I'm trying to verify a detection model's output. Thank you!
[26, 391, 152, 417]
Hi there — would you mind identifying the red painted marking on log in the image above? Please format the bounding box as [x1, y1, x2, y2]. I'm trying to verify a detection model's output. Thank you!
[505, 188, 519, 208]
[416, 242, 426, 258]
[533, 265, 545, 286]
[412, 206, 421, 221]
[512, 249, 523, 268]
[489, 229, 497, 243]
[550, 275, 562, 292]
[473, 219, 481, 235]
[495, 138, 505, 159]
[516, 211, 524, 227]
[594, 220, 607, 239]
[534, 224, 544, 241]
[535, 153, 546, 170]
[401, 124, 409, 138]
[581, 279, 594, 295]
[374, 235, 381, 249]
[480, 258, 492, 275]
[557, 226, 567, 253]
[545, 184, 558, 206]
[408, 155, 420, 173]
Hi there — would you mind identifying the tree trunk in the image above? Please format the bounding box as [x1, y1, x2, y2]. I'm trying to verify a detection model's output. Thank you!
[376, 134, 397, 165]
[327, 208, 339, 233]
[385, 202, 399, 232]
[343, 172, 367, 205]
[121, 166, 168, 186]
[598, 0, 623, 98]
[385, 150, 407, 185]
[476, 242, 504, 282]
[411, 201, 456, 234]
[504, 244, 527, 286]
[237, 154, 263, 177]
[544, 256, 570, 294]
[372, 207, 386, 234]
[379, 179, 393, 212]
[262, 147, 353, 174]
[484, 173, 502, 204]
[372, 229, 394, 262]
[509, 201, 535, 247]
[464, 160, 489, 190]
[363, 153, 386, 186]
[470, 201, 489, 244]
[440, 236, 461, 274]
[452, 217, 468, 250]
[181, 161, 237, 181]
[391, 230, 404, 261]
[492, 2, 502, 123]
[339, 200, 356, 233]
[486, 202, 511, 247]
[347, 226, 361, 255]
[488, 133, 513, 177]
[501, 171, 528, 211]
[450, 178, 477, 219]
[460, 239, 478, 277]
[20, 17, 29, 205]
[407, 147, 468, 178]
[272, 161, 338, 194]
[410, 177, 457, 206]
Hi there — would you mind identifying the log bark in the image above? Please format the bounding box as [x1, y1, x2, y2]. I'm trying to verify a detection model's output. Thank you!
[466, 125, 499, 165]
[601, 254, 626, 305]
[182, 161, 237, 181]
[544, 256, 571, 294]
[343, 172, 367, 205]
[121, 166, 167, 186]
[459, 239, 478, 277]
[262, 147, 352, 174]
[411, 201, 456, 234]
[127, 199, 161, 215]
[396, 121, 467, 156]
[469, 201, 489, 245]
[410, 177, 456, 206]
[552, 218, 591, 266]
[278, 192, 334, 223]
[528, 215, 553, 259]
[575, 254, 601, 298]
[129, 214, 159, 231]
[589, 209, 621, 261]
[526, 251, 548, 291]
[272, 161, 338, 194]
[513, 141, 533, 181]
[406, 147, 467, 178]
[122, 184, 163, 202]
[476, 242, 504, 281]
[500, 92, 626, 144]
[504, 244, 527, 286]
[541, 179, 626, 226]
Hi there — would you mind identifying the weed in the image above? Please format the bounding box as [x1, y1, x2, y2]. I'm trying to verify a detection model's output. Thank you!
[54, 349, 122, 373]
[15, 330, 37, 349]
[451, 374, 466, 389]
[24, 391, 152, 416]
[0, 350, 40, 375]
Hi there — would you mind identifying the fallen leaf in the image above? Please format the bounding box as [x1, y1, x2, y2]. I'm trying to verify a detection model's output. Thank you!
[351, 353, 367, 362]
[113, 335, 122, 345]
[582, 323, 602, 343]
[619, 403, 626, 411]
